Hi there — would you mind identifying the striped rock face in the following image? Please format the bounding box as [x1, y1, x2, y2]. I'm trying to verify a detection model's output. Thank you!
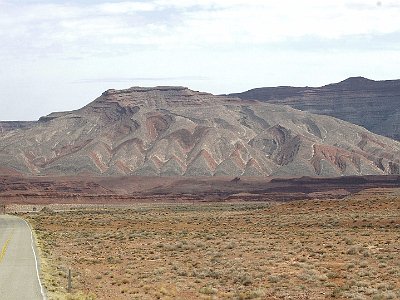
[228, 77, 400, 141]
[0, 86, 399, 177]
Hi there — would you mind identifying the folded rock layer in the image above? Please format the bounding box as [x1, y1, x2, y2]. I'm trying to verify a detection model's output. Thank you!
[1, 86, 399, 176]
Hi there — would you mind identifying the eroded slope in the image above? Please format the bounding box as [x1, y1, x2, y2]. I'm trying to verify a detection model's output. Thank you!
[1, 86, 399, 176]
[229, 77, 400, 141]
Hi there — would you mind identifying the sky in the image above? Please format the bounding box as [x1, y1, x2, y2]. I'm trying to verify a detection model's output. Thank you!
[1, 0, 400, 120]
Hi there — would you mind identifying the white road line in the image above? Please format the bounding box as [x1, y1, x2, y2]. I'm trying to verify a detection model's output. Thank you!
[23, 219, 47, 300]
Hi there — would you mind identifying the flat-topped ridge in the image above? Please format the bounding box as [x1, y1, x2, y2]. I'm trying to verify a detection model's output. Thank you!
[229, 77, 400, 141]
[102, 86, 189, 96]
[95, 86, 240, 109]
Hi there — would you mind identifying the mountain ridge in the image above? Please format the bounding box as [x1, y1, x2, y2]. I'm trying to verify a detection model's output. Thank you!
[1, 85, 399, 177]
[228, 77, 400, 140]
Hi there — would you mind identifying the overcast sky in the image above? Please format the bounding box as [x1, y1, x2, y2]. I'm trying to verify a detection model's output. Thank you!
[1, 0, 400, 120]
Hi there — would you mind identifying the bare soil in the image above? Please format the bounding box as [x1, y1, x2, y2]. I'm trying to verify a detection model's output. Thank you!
[22, 188, 400, 300]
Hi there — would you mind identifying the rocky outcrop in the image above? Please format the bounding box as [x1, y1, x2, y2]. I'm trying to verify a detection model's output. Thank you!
[0, 121, 36, 133]
[0, 86, 399, 177]
[1, 174, 400, 205]
[228, 77, 400, 141]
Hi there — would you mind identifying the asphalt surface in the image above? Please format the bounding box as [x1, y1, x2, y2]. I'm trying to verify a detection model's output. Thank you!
[0, 215, 45, 300]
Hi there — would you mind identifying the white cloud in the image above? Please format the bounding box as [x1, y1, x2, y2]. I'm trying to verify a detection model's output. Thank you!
[1, 0, 400, 120]
[1, 0, 400, 57]
[72, 75, 208, 83]
[97, 2, 157, 14]
[174, 0, 400, 43]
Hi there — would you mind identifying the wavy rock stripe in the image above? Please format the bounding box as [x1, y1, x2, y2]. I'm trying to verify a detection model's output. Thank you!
[0, 85, 399, 177]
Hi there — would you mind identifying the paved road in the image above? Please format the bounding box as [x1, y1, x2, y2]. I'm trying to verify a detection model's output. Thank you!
[0, 215, 46, 300]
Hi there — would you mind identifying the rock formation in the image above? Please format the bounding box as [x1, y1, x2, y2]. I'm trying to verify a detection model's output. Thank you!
[228, 77, 400, 141]
[0, 121, 36, 133]
[0, 86, 399, 176]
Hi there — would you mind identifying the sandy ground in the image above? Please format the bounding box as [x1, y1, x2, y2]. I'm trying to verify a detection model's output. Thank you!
[22, 188, 400, 300]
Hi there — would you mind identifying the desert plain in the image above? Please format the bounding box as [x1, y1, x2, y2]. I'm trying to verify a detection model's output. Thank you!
[18, 187, 400, 300]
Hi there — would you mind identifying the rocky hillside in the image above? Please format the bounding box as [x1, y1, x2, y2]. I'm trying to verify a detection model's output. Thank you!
[0, 121, 36, 133]
[228, 77, 400, 141]
[0, 86, 399, 177]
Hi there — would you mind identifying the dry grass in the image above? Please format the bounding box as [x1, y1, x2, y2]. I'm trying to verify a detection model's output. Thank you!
[23, 189, 400, 299]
